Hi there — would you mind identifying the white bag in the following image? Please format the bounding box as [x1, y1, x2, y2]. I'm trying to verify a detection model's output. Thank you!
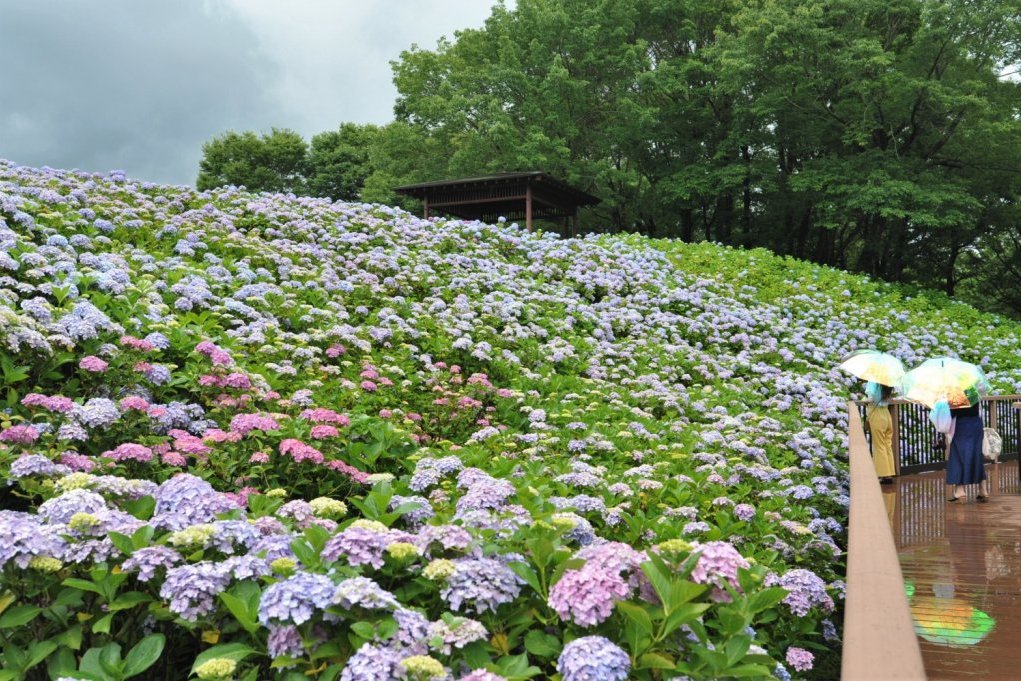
[983, 428, 1003, 462]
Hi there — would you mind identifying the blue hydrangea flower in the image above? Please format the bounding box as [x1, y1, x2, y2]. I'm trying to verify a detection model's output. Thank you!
[158, 562, 231, 621]
[441, 557, 523, 614]
[340, 643, 403, 681]
[556, 636, 630, 681]
[258, 571, 335, 626]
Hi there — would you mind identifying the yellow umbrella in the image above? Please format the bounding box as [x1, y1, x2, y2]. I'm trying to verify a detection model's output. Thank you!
[899, 357, 991, 409]
[838, 349, 906, 387]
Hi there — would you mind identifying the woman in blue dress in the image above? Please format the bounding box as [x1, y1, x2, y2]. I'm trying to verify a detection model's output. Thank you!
[946, 402, 990, 502]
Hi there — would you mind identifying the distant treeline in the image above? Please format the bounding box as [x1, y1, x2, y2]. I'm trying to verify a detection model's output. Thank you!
[197, 0, 1021, 315]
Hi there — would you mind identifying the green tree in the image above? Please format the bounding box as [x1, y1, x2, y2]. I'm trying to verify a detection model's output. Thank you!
[381, 0, 1021, 305]
[197, 128, 309, 194]
[307, 123, 381, 201]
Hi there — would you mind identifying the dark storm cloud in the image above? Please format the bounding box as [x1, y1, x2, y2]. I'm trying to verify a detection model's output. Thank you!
[0, 1, 285, 185]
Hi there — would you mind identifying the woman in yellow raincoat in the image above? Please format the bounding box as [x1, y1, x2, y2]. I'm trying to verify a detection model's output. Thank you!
[865, 382, 896, 483]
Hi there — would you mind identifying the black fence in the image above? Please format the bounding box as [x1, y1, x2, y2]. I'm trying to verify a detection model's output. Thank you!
[859, 396, 1021, 475]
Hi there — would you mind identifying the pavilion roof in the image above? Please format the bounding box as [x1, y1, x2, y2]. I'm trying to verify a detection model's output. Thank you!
[394, 171, 599, 223]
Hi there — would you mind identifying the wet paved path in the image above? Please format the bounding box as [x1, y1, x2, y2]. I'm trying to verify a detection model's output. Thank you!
[890, 463, 1021, 679]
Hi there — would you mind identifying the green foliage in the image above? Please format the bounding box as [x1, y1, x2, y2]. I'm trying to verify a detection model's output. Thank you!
[307, 123, 381, 201]
[197, 129, 309, 194]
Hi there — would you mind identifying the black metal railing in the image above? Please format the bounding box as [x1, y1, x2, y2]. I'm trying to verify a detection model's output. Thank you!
[858, 396, 1021, 475]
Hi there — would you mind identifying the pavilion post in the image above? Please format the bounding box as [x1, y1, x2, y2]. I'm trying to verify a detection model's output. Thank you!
[525, 184, 533, 231]
[423, 197, 430, 220]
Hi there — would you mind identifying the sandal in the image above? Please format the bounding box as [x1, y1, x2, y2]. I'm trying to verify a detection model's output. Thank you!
[977, 494, 990, 503]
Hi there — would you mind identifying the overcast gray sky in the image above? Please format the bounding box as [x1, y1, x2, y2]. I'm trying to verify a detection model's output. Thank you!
[0, 0, 498, 186]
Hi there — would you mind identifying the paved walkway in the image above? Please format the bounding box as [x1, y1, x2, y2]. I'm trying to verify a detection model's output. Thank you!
[890, 463, 1021, 680]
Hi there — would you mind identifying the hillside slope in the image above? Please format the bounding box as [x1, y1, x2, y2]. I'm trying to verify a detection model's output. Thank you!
[2, 160, 1019, 679]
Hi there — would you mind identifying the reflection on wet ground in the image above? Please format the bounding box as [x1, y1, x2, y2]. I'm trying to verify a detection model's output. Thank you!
[891, 463, 1021, 679]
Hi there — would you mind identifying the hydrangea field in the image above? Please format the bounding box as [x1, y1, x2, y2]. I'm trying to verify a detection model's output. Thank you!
[4, 159, 1021, 680]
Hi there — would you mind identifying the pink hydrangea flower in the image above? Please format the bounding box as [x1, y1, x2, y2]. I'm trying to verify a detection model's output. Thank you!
[119, 396, 150, 411]
[22, 393, 74, 413]
[195, 340, 233, 366]
[223, 373, 252, 390]
[203, 428, 242, 443]
[548, 566, 631, 626]
[310, 425, 339, 439]
[249, 451, 270, 464]
[120, 335, 155, 352]
[0, 425, 40, 445]
[299, 409, 349, 426]
[279, 439, 324, 464]
[325, 458, 369, 484]
[326, 344, 345, 358]
[170, 430, 212, 456]
[79, 356, 109, 373]
[59, 451, 96, 472]
[104, 443, 154, 463]
[690, 541, 750, 602]
[786, 647, 814, 672]
[229, 413, 280, 436]
[161, 451, 187, 467]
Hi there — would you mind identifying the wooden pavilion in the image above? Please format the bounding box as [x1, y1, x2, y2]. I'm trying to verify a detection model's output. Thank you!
[394, 171, 599, 234]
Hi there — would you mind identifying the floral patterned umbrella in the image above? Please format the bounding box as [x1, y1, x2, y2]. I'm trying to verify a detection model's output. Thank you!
[838, 349, 906, 387]
[899, 357, 990, 409]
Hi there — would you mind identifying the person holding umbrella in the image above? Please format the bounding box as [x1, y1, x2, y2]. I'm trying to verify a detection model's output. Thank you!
[900, 357, 992, 502]
[946, 399, 991, 502]
[864, 381, 897, 483]
[839, 350, 904, 483]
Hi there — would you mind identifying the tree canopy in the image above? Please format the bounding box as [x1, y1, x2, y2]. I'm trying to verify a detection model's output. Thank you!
[196, 0, 1021, 314]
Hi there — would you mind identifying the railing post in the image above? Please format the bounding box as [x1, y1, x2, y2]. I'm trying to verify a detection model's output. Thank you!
[890, 402, 901, 476]
[990, 398, 998, 432]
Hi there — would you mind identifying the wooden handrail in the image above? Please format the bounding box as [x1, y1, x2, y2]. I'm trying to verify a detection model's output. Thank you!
[842, 401, 926, 680]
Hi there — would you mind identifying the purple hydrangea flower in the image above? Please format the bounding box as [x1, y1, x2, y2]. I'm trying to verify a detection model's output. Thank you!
[122, 546, 182, 581]
[690, 541, 750, 603]
[391, 494, 434, 525]
[460, 672, 507, 681]
[9, 454, 71, 479]
[772, 568, 835, 616]
[786, 647, 814, 672]
[332, 577, 400, 610]
[392, 608, 430, 653]
[221, 555, 272, 580]
[73, 398, 120, 428]
[258, 571, 335, 626]
[321, 527, 391, 569]
[734, 503, 756, 521]
[268, 624, 305, 658]
[153, 474, 235, 530]
[159, 562, 232, 621]
[340, 643, 403, 681]
[557, 636, 630, 681]
[548, 565, 631, 626]
[415, 524, 474, 555]
[250, 533, 298, 562]
[0, 510, 67, 568]
[441, 557, 523, 614]
[37, 489, 108, 524]
[427, 616, 488, 654]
